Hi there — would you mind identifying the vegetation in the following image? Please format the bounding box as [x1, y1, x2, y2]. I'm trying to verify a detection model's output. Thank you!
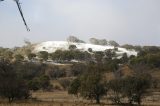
[0, 42, 160, 105]
[108, 74, 151, 105]
[37, 51, 49, 61]
[0, 60, 30, 102]
[89, 38, 108, 45]
[69, 64, 106, 104]
[89, 38, 119, 47]
[51, 50, 91, 62]
[67, 36, 85, 43]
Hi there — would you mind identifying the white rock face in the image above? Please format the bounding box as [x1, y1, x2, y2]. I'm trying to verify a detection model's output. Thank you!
[34, 41, 137, 56]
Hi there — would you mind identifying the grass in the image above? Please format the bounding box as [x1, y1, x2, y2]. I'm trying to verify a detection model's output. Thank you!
[0, 91, 160, 106]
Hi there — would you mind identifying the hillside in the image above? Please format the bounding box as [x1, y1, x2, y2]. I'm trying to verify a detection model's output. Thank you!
[33, 41, 137, 57]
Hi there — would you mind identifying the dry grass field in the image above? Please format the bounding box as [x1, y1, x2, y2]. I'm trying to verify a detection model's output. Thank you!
[1, 91, 160, 106]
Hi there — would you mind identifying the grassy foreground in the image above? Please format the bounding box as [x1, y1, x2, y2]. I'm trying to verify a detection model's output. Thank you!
[0, 91, 160, 106]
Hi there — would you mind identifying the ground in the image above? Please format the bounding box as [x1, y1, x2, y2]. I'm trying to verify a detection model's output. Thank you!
[1, 91, 160, 106]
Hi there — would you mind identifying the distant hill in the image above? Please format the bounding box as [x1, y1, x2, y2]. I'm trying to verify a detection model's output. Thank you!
[33, 41, 137, 57]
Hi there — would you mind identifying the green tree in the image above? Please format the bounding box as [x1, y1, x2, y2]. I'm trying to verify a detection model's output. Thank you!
[39, 75, 52, 90]
[67, 36, 85, 43]
[94, 51, 104, 62]
[104, 49, 116, 60]
[38, 51, 48, 61]
[108, 40, 119, 47]
[121, 53, 128, 63]
[123, 75, 151, 105]
[108, 74, 152, 105]
[0, 60, 30, 102]
[88, 48, 93, 52]
[28, 78, 41, 91]
[79, 65, 106, 104]
[0, 49, 14, 60]
[68, 78, 81, 97]
[108, 79, 124, 104]
[70, 63, 86, 76]
[27, 53, 36, 60]
[14, 54, 24, 61]
[51, 50, 63, 61]
[69, 45, 77, 50]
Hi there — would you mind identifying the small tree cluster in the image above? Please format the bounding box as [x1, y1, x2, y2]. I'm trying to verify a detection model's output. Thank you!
[108, 74, 151, 105]
[67, 36, 85, 43]
[89, 38, 108, 45]
[89, 38, 119, 47]
[68, 64, 107, 104]
[51, 50, 91, 62]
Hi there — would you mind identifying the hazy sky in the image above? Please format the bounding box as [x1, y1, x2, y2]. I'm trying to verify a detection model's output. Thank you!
[0, 0, 160, 47]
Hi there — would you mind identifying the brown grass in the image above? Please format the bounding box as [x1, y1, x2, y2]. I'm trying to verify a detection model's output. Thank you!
[0, 91, 160, 106]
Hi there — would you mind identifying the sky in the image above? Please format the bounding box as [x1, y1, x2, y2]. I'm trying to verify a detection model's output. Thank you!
[0, 0, 160, 47]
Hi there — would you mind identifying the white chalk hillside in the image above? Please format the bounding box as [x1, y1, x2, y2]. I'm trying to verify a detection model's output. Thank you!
[34, 41, 137, 56]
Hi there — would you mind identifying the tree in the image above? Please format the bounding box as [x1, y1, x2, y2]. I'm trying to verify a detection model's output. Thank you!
[0, 48, 13, 60]
[28, 75, 52, 91]
[14, 54, 24, 61]
[27, 53, 36, 60]
[51, 50, 63, 61]
[99, 39, 108, 45]
[0, 60, 30, 102]
[69, 45, 77, 50]
[121, 53, 128, 63]
[104, 49, 116, 60]
[88, 48, 93, 52]
[28, 78, 41, 91]
[49, 67, 66, 79]
[108, 74, 152, 105]
[89, 38, 108, 45]
[70, 63, 86, 76]
[68, 64, 106, 104]
[79, 65, 106, 104]
[67, 36, 85, 43]
[123, 75, 151, 105]
[143, 46, 160, 54]
[39, 75, 52, 90]
[108, 79, 124, 104]
[121, 44, 135, 50]
[94, 51, 104, 62]
[68, 78, 81, 97]
[38, 51, 48, 61]
[108, 40, 119, 47]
